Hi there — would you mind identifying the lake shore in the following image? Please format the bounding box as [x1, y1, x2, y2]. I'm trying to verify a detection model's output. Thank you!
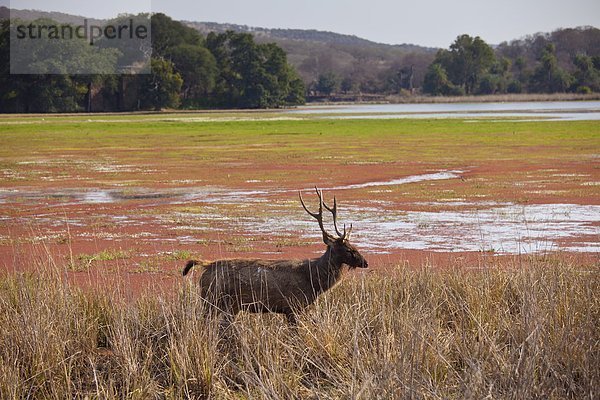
[307, 92, 600, 105]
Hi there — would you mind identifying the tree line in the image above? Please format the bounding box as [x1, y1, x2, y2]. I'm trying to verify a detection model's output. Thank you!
[422, 31, 600, 96]
[1, 10, 599, 113]
[0, 13, 305, 113]
[302, 27, 600, 98]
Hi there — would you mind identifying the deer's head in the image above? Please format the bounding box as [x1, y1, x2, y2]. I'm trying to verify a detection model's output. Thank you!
[300, 187, 368, 269]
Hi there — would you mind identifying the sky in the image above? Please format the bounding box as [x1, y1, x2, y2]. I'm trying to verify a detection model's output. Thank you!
[4, 0, 600, 47]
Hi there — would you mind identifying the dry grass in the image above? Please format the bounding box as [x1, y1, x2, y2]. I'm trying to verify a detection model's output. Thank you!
[0, 255, 598, 399]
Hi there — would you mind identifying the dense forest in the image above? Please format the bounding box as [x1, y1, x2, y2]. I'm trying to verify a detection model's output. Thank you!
[188, 21, 600, 98]
[0, 12, 305, 112]
[187, 20, 437, 97]
[423, 29, 600, 96]
[0, 7, 599, 112]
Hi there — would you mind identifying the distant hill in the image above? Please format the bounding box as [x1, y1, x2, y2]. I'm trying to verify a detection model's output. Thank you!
[185, 20, 437, 89]
[188, 20, 430, 51]
[0, 6, 104, 26]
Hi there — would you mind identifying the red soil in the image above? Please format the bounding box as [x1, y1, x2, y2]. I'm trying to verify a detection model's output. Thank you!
[1, 155, 598, 295]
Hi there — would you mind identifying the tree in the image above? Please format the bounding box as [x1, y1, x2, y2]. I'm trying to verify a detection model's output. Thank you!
[315, 72, 338, 95]
[286, 69, 306, 104]
[477, 57, 512, 94]
[0, 19, 118, 112]
[151, 13, 203, 59]
[340, 76, 355, 94]
[494, 27, 600, 93]
[423, 63, 462, 95]
[447, 35, 495, 94]
[529, 44, 574, 93]
[258, 43, 292, 107]
[0, 13, 304, 112]
[206, 31, 304, 108]
[425, 35, 495, 95]
[573, 54, 600, 92]
[170, 44, 217, 105]
[139, 58, 183, 110]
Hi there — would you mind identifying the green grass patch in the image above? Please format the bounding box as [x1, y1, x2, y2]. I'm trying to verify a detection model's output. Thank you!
[1, 113, 598, 205]
[68, 249, 132, 271]
[1, 116, 598, 164]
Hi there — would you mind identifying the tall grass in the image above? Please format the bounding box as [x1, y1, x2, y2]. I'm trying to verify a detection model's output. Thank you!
[0, 256, 598, 399]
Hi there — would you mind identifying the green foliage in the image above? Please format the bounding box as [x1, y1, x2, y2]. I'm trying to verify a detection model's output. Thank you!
[429, 35, 495, 94]
[138, 58, 183, 110]
[496, 27, 600, 94]
[572, 53, 600, 92]
[157, 20, 304, 108]
[0, 18, 121, 112]
[286, 69, 306, 104]
[507, 80, 523, 94]
[151, 13, 203, 58]
[315, 72, 339, 95]
[529, 44, 574, 93]
[206, 31, 304, 108]
[424, 35, 495, 95]
[170, 44, 217, 106]
[0, 13, 304, 113]
[477, 73, 501, 94]
[2, 11, 598, 111]
[425, 27, 600, 97]
[423, 63, 454, 95]
[340, 76, 355, 93]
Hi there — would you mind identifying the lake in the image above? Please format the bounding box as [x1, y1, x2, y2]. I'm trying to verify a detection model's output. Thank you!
[289, 100, 600, 121]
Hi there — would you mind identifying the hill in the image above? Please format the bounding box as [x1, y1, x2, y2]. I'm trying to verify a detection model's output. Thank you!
[1, 6, 435, 93]
[0, 6, 104, 26]
[185, 20, 437, 92]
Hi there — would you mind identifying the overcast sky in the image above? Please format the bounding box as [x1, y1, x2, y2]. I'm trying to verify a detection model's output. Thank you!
[5, 0, 600, 47]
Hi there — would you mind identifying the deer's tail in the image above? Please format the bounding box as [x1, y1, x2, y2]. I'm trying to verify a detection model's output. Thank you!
[183, 260, 201, 276]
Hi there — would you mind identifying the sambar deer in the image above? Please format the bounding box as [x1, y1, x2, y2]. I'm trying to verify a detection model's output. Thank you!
[183, 187, 368, 325]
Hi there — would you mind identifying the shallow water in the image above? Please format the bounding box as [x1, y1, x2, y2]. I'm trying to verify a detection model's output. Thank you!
[0, 171, 462, 206]
[2, 171, 598, 255]
[241, 202, 599, 255]
[289, 101, 600, 121]
[329, 171, 464, 190]
[350, 203, 599, 254]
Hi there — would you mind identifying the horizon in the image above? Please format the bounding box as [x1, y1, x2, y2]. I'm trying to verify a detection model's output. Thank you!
[0, 0, 600, 48]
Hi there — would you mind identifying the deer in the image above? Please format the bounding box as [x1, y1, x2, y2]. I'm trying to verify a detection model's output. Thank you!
[183, 187, 368, 326]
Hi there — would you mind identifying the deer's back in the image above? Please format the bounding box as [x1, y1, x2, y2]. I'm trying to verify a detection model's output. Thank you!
[199, 258, 320, 311]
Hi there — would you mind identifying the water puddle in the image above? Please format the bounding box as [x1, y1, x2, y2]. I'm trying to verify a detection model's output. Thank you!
[0, 170, 463, 206]
[330, 170, 463, 190]
[0, 188, 202, 206]
[1, 177, 598, 255]
[81, 191, 114, 204]
[248, 202, 600, 255]
[165, 196, 599, 255]
[351, 203, 600, 254]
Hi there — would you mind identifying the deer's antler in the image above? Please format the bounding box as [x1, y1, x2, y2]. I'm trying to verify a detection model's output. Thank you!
[299, 187, 332, 243]
[323, 195, 347, 239]
[300, 187, 351, 242]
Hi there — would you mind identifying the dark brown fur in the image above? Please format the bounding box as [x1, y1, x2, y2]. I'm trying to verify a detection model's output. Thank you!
[183, 189, 368, 324]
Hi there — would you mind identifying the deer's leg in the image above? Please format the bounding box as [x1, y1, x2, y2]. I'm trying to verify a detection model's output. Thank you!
[219, 312, 235, 332]
[284, 310, 297, 325]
